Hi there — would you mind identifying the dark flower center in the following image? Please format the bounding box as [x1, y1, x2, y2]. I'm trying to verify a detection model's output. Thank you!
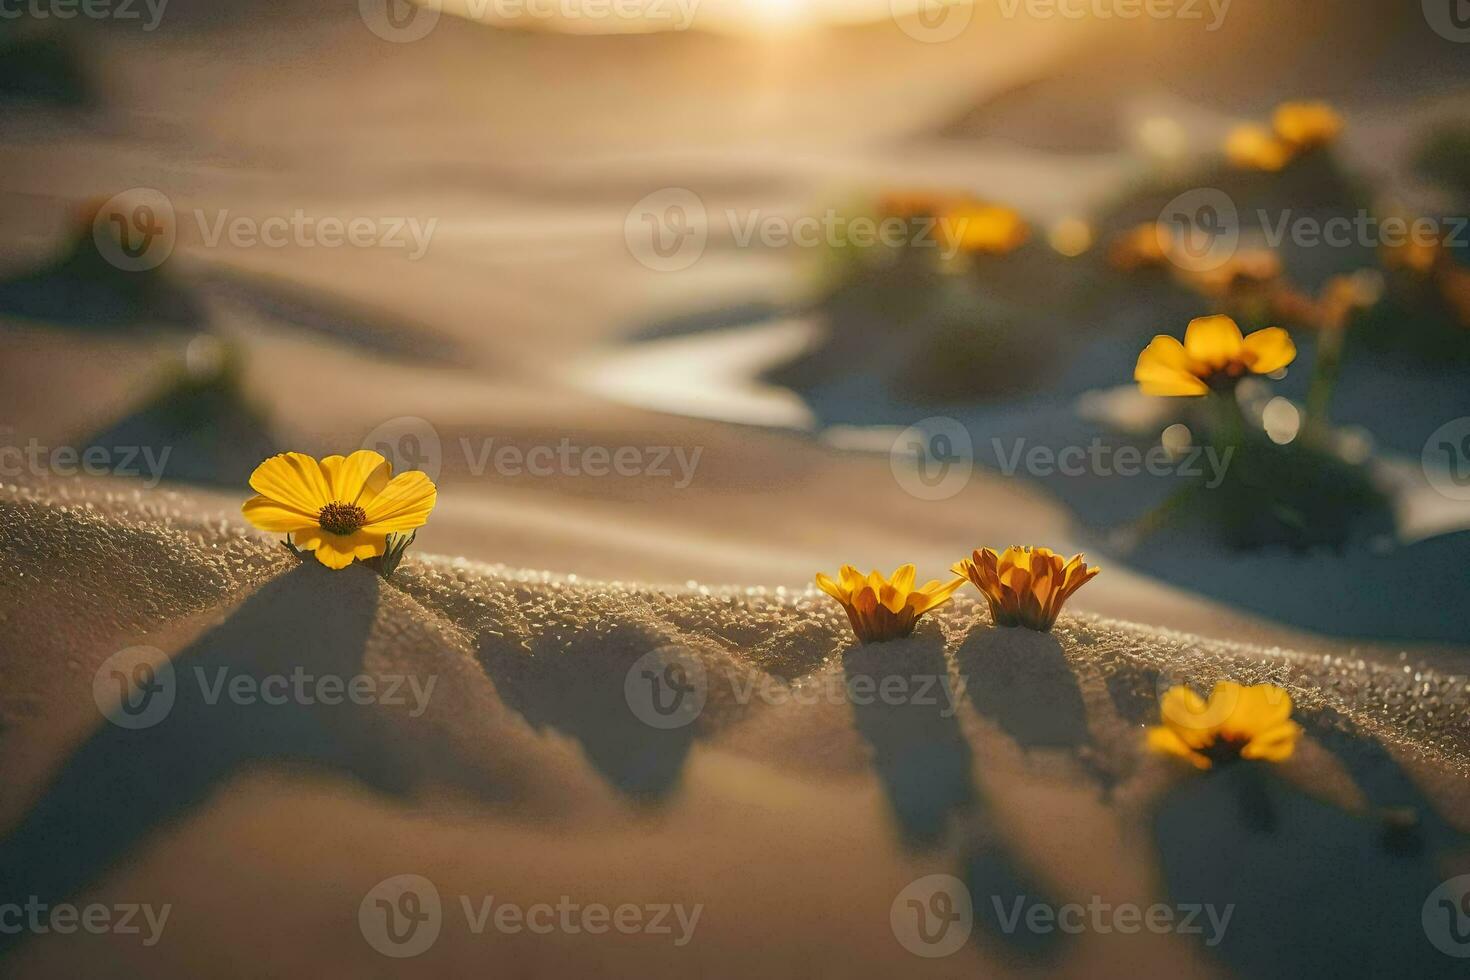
[318, 501, 367, 536]
[1199, 734, 1251, 767]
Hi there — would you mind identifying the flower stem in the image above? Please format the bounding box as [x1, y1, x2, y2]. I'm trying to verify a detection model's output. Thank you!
[1304, 328, 1345, 431]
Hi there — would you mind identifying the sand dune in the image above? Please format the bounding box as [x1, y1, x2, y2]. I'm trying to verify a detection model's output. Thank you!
[2, 479, 1467, 977]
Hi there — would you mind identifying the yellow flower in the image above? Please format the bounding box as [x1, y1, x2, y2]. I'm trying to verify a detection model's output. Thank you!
[242, 450, 437, 570]
[1185, 249, 1283, 299]
[1271, 272, 1381, 332]
[1134, 314, 1296, 396]
[1108, 223, 1171, 272]
[944, 204, 1029, 255]
[1225, 124, 1294, 172]
[952, 546, 1098, 632]
[1382, 235, 1442, 276]
[815, 564, 964, 644]
[1147, 682, 1303, 769]
[1272, 100, 1342, 151]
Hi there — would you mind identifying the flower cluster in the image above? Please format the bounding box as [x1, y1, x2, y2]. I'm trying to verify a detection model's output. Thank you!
[1226, 100, 1343, 172]
[817, 546, 1098, 643]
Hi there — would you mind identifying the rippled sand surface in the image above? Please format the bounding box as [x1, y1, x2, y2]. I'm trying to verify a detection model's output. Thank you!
[3, 479, 1467, 978]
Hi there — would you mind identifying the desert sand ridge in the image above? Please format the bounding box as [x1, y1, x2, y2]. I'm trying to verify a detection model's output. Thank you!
[4, 477, 1467, 781]
[3, 477, 1470, 977]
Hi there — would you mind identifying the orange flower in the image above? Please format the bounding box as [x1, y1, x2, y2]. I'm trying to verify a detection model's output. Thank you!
[1185, 249, 1283, 299]
[1225, 124, 1293, 172]
[1270, 272, 1381, 332]
[1135, 314, 1296, 396]
[816, 564, 964, 644]
[952, 546, 1098, 632]
[1382, 235, 1443, 276]
[943, 203, 1029, 255]
[1147, 682, 1303, 769]
[1108, 223, 1171, 272]
[1272, 101, 1343, 151]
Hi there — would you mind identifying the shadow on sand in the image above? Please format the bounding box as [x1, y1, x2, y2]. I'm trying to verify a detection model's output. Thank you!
[475, 623, 697, 802]
[843, 633, 974, 849]
[0, 562, 447, 960]
[843, 631, 1067, 962]
[1153, 761, 1459, 979]
[956, 628, 1090, 754]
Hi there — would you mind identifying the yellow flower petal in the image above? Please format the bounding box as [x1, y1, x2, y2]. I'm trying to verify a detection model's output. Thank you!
[1183, 315, 1245, 371]
[1241, 327, 1297, 374]
[320, 450, 392, 504]
[241, 494, 318, 533]
[815, 572, 846, 601]
[1225, 124, 1293, 172]
[293, 527, 387, 570]
[1136, 336, 1209, 395]
[1147, 726, 1210, 768]
[361, 471, 438, 533]
[248, 452, 333, 515]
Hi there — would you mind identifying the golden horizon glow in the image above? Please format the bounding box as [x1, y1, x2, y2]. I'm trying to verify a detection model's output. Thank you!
[431, 0, 979, 36]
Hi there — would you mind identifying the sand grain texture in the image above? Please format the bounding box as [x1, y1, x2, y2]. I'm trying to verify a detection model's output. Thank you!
[1, 480, 1468, 978]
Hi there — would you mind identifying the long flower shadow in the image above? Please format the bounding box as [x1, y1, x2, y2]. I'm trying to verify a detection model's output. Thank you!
[1152, 761, 1457, 979]
[843, 634, 974, 848]
[842, 632, 1068, 962]
[956, 628, 1091, 755]
[474, 624, 696, 801]
[0, 562, 425, 959]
